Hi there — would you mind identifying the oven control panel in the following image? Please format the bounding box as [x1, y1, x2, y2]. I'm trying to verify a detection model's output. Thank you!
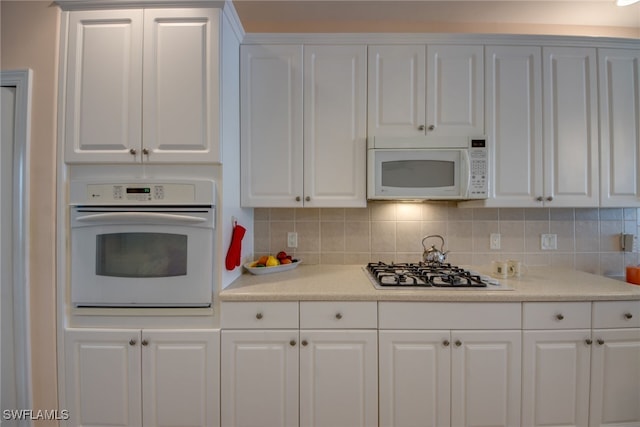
[70, 179, 215, 205]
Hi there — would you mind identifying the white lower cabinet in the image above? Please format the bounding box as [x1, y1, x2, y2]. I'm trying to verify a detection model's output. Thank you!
[522, 329, 592, 427]
[378, 302, 521, 427]
[590, 301, 640, 427]
[522, 301, 640, 427]
[522, 302, 593, 427]
[221, 329, 300, 427]
[64, 328, 219, 427]
[221, 301, 378, 427]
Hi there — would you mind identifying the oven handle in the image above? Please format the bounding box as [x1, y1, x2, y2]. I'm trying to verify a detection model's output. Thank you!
[74, 212, 209, 225]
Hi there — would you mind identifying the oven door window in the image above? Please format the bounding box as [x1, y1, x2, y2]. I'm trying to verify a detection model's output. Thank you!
[95, 232, 187, 278]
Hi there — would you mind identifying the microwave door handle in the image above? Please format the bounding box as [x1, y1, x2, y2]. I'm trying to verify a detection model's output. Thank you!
[75, 212, 208, 225]
[461, 151, 471, 197]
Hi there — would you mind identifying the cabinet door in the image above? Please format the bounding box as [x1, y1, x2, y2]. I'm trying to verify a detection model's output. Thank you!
[379, 330, 451, 427]
[142, 329, 219, 427]
[299, 330, 378, 427]
[522, 330, 592, 427]
[240, 45, 303, 207]
[221, 330, 299, 427]
[590, 328, 640, 427]
[64, 329, 142, 427]
[426, 45, 484, 137]
[484, 45, 543, 207]
[543, 47, 599, 207]
[599, 48, 640, 207]
[368, 45, 426, 137]
[64, 10, 143, 163]
[303, 45, 367, 207]
[451, 330, 521, 427]
[142, 9, 220, 164]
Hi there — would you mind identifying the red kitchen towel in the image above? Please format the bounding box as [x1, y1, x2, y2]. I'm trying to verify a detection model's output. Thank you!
[225, 224, 246, 270]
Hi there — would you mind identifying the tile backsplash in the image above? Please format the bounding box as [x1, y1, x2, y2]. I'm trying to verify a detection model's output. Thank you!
[254, 203, 640, 278]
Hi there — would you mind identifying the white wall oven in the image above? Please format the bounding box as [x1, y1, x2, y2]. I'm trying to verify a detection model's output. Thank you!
[69, 179, 215, 308]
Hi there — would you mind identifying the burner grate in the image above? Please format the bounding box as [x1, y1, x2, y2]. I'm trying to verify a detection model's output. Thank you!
[366, 262, 489, 288]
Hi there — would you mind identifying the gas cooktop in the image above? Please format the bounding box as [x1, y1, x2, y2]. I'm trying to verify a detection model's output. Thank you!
[364, 262, 512, 291]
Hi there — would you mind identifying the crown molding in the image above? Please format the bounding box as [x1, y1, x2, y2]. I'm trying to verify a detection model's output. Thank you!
[240, 32, 640, 48]
[55, 0, 227, 10]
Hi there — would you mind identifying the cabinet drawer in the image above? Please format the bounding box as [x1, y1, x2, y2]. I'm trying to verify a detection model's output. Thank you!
[378, 302, 521, 330]
[221, 302, 299, 329]
[523, 302, 591, 329]
[592, 301, 640, 328]
[300, 302, 377, 329]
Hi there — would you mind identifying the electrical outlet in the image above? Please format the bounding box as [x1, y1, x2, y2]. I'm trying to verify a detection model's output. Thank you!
[287, 232, 298, 248]
[541, 234, 557, 250]
[490, 233, 501, 250]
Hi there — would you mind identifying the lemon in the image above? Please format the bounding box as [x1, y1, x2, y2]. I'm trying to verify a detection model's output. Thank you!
[266, 256, 279, 267]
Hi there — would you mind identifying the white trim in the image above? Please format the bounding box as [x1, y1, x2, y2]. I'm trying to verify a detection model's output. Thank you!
[1, 69, 33, 425]
[222, 0, 245, 42]
[240, 32, 640, 48]
[55, 0, 226, 10]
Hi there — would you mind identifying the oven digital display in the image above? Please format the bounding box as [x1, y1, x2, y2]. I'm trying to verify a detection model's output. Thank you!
[127, 187, 151, 194]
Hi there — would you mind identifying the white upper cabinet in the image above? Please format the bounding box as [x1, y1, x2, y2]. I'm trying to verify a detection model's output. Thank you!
[240, 45, 304, 207]
[368, 44, 483, 138]
[241, 44, 366, 208]
[542, 46, 599, 207]
[599, 48, 640, 207]
[484, 45, 544, 207]
[477, 45, 599, 207]
[63, 8, 220, 164]
[303, 45, 367, 207]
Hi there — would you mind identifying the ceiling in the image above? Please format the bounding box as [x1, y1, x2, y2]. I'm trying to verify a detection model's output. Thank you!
[232, 0, 640, 38]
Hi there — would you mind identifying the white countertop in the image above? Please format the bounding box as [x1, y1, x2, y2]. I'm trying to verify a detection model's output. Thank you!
[220, 265, 640, 302]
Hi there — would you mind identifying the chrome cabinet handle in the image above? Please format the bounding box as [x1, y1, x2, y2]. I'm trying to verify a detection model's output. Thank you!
[536, 196, 544, 202]
[129, 148, 137, 155]
[129, 339, 137, 346]
[142, 339, 148, 346]
[454, 340, 462, 347]
[295, 196, 301, 202]
[418, 125, 426, 131]
[546, 196, 553, 202]
[443, 340, 450, 347]
[256, 312, 263, 320]
[305, 196, 310, 202]
[597, 339, 605, 345]
[301, 340, 308, 347]
[428, 125, 435, 131]
[556, 314, 564, 320]
[624, 312, 633, 319]
[290, 340, 296, 347]
[585, 338, 593, 345]
[335, 313, 343, 320]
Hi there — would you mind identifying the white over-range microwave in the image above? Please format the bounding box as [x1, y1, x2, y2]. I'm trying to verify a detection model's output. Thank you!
[367, 136, 489, 201]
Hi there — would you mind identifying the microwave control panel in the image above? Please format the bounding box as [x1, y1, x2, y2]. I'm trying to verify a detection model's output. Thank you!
[469, 139, 488, 198]
[70, 179, 216, 205]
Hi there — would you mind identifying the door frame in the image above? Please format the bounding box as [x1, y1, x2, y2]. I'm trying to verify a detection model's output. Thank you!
[1, 69, 33, 415]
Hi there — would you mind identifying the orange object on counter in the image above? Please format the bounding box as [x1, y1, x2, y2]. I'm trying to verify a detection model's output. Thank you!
[626, 266, 640, 285]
